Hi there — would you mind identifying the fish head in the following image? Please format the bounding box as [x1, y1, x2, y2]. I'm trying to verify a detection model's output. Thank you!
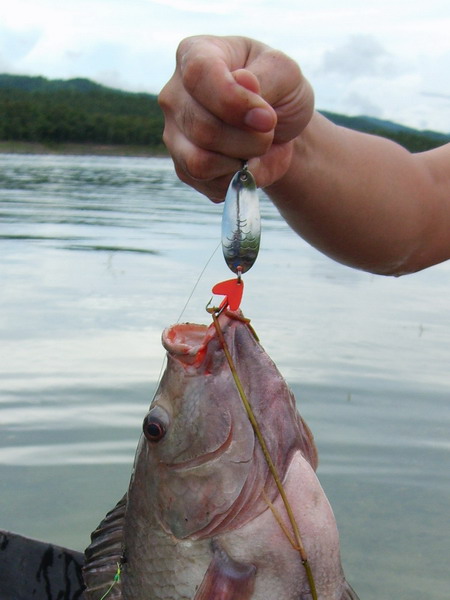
[131, 312, 317, 541]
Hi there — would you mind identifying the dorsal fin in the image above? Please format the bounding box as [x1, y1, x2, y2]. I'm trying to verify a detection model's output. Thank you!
[82, 495, 126, 600]
[297, 413, 319, 471]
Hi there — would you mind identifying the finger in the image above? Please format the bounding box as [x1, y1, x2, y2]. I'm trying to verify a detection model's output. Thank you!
[243, 47, 314, 143]
[172, 140, 294, 201]
[165, 116, 294, 200]
[164, 113, 294, 201]
[163, 118, 241, 185]
[162, 90, 275, 160]
[249, 142, 295, 189]
[177, 37, 277, 132]
[231, 69, 261, 95]
[231, 69, 278, 132]
[173, 151, 237, 203]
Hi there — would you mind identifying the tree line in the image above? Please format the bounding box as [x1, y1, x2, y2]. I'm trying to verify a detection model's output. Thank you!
[0, 75, 164, 148]
[0, 74, 448, 152]
[321, 111, 450, 153]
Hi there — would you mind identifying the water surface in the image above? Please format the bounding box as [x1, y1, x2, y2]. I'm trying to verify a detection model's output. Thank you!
[1, 154, 449, 600]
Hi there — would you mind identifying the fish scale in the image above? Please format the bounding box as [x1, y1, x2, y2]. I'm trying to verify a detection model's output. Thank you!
[123, 515, 210, 600]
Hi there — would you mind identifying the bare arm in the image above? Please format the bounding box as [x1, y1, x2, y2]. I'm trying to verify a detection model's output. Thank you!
[268, 113, 450, 274]
[159, 36, 450, 275]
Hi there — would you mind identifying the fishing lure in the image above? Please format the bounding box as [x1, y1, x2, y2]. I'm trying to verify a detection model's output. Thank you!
[221, 163, 261, 277]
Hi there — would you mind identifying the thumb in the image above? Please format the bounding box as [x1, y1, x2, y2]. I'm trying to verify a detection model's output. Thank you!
[235, 48, 314, 143]
[232, 69, 277, 132]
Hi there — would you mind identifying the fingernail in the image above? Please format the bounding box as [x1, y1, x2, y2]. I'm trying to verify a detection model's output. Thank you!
[244, 107, 275, 132]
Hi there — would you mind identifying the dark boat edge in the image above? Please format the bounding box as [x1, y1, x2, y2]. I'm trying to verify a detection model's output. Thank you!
[0, 529, 85, 600]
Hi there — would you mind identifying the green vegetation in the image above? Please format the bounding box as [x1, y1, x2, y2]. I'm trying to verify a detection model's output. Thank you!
[321, 110, 450, 153]
[0, 74, 164, 151]
[0, 74, 448, 155]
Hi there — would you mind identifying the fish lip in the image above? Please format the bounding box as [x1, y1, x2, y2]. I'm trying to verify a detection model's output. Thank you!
[162, 323, 212, 355]
[165, 422, 234, 472]
[161, 322, 217, 368]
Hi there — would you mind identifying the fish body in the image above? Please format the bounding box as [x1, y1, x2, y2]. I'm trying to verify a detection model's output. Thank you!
[83, 312, 359, 600]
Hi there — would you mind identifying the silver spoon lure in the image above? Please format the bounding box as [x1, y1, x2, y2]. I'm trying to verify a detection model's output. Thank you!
[221, 163, 261, 277]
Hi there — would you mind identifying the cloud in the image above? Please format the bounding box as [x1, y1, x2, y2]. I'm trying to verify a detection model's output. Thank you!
[422, 92, 450, 101]
[1, 0, 450, 131]
[319, 35, 400, 79]
[0, 54, 10, 72]
[0, 26, 41, 64]
[342, 91, 383, 118]
[148, 0, 264, 14]
[419, 50, 450, 96]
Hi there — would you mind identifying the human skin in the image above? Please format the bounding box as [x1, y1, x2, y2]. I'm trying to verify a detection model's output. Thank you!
[158, 35, 450, 276]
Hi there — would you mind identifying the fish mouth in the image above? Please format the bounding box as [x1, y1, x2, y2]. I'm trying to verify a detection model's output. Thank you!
[162, 323, 212, 362]
[166, 423, 234, 472]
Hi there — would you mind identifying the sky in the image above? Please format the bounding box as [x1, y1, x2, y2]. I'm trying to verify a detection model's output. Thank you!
[1, 0, 450, 132]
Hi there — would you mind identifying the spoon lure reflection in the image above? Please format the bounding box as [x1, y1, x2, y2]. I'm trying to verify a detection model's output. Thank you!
[221, 163, 261, 277]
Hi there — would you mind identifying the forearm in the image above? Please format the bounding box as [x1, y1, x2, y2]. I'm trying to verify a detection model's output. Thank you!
[160, 35, 450, 275]
[267, 112, 450, 275]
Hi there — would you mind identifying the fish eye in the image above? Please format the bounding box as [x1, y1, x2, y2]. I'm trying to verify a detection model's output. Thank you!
[143, 414, 166, 442]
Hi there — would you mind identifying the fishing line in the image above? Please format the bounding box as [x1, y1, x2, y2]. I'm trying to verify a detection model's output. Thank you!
[98, 563, 121, 600]
[210, 310, 318, 600]
[152, 242, 222, 395]
[175, 241, 221, 324]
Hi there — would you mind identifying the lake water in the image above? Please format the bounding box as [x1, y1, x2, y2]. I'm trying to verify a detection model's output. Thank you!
[0, 153, 449, 600]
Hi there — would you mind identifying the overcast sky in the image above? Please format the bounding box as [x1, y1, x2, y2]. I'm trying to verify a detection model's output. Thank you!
[1, 0, 450, 132]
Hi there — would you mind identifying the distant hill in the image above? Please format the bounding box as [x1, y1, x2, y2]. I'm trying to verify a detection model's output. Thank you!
[321, 110, 450, 152]
[0, 74, 164, 148]
[0, 73, 449, 153]
[0, 74, 115, 94]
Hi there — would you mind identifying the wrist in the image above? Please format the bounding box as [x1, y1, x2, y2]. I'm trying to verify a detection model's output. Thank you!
[265, 112, 337, 202]
[264, 122, 312, 206]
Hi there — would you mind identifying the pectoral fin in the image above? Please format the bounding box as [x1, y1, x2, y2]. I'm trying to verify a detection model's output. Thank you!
[194, 540, 256, 600]
[83, 494, 126, 599]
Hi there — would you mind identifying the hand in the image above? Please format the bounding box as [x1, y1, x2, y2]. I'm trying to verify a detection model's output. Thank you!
[158, 36, 314, 201]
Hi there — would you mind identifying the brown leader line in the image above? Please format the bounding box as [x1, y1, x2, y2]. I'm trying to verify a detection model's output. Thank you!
[210, 310, 318, 600]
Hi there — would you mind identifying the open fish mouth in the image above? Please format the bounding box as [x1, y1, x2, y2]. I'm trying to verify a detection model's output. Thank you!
[166, 422, 235, 472]
[162, 322, 212, 365]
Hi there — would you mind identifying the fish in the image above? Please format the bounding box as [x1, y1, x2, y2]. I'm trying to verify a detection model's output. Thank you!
[83, 310, 360, 600]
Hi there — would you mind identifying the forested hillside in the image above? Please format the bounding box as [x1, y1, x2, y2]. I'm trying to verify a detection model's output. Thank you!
[0, 75, 163, 149]
[321, 111, 450, 153]
[0, 74, 449, 153]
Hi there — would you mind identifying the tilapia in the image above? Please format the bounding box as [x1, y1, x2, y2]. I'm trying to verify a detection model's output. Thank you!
[83, 311, 359, 600]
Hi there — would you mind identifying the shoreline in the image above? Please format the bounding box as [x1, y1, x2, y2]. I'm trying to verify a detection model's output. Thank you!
[0, 141, 169, 158]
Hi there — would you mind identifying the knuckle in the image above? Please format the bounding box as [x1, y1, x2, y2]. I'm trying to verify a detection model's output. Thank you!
[158, 83, 181, 120]
[179, 102, 196, 136]
[177, 38, 211, 93]
[180, 54, 207, 96]
[173, 161, 227, 203]
[241, 131, 274, 160]
[157, 85, 170, 112]
[176, 36, 199, 63]
[192, 118, 224, 151]
[179, 103, 223, 151]
[161, 129, 174, 153]
[173, 162, 192, 186]
[183, 150, 216, 181]
[265, 48, 299, 75]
